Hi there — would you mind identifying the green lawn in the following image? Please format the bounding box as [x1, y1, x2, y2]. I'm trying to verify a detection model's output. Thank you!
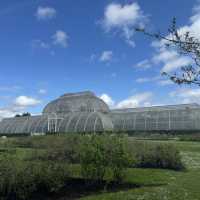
[80, 140, 200, 200]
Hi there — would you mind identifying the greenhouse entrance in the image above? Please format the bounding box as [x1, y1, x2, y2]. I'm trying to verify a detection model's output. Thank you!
[47, 114, 64, 133]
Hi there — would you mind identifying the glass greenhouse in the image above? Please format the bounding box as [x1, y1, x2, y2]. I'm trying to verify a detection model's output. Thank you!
[0, 91, 199, 136]
[111, 104, 200, 132]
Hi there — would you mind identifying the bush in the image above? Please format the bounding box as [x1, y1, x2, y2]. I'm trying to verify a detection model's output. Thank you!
[35, 161, 69, 193]
[129, 141, 184, 170]
[43, 135, 82, 163]
[80, 135, 132, 183]
[25, 135, 83, 164]
[179, 134, 200, 142]
[0, 155, 69, 200]
[0, 155, 36, 200]
[80, 136, 107, 181]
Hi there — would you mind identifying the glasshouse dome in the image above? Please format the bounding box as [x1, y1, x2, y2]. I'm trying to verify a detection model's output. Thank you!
[0, 91, 113, 135]
[0, 91, 200, 136]
[43, 91, 110, 115]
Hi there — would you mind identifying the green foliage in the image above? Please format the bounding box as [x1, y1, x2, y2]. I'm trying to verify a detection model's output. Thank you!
[0, 155, 36, 200]
[34, 161, 69, 193]
[0, 134, 185, 200]
[0, 155, 69, 200]
[80, 135, 133, 182]
[179, 134, 200, 142]
[80, 136, 107, 181]
[128, 141, 184, 170]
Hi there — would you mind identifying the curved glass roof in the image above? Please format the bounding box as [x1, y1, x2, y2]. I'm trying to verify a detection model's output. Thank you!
[0, 112, 113, 135]
[43, 91, 110, 115]
[111, 107, 200, 131]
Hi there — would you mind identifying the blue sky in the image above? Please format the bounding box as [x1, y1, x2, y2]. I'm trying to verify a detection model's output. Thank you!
[0, 0, 200, 118]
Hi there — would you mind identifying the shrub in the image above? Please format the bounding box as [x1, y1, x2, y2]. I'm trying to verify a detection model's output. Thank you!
[80, 136, 107, 181]
[129, 141, 184, 170]
[0, 155, 69, 200]
[179, 134, 200, 142]
[0, 155, 36, 200]
[35, 161, 69, 193]
[44, 135, 82, 163]
[80, 135, 132, 183]
[26, 135, 83, 164]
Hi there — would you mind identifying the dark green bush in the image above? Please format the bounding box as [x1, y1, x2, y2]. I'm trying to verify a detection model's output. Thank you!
[80, 135, 132, 183]
[35, 161, 69, 193]
[0, 156, 36, 200]
[128, 141, 184, 170]
[0, 155, 69, 200]
[26, 135, 83, 164]
[44, 135, 82, 163]
[80, 136, 107, 181]
[179, 134, 200, 141]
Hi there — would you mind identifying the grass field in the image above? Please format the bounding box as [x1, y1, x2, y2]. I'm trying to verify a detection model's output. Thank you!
[80, 139, 200, 200]
[0, 137, 200, 200]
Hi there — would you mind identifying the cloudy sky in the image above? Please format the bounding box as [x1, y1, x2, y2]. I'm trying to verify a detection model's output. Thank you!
[0, 0, 200, 119]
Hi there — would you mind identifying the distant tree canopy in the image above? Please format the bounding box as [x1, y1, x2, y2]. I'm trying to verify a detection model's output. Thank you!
[136, 18, 200, 86]
[15, 112, 31, 118]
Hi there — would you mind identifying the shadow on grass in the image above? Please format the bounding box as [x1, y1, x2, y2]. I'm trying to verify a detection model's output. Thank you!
[31, 177, 166, 200]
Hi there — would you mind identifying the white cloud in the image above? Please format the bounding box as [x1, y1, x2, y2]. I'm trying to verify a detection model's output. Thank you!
[136, 59, 152, 69]
[100, 92, 153, 109]
[36, 6, 56, 20]
[103, 3, 141, 28]
[52, 30, 69, 48]
[100, 94, 115, 107]
[162, 56, 192, 73]
[38, 89, 47, 94]
[136, 76, 172, 86]
[14, 96, 41, 107]
[116, 92, 153, 109]
[102, 2, 146, 47]
[152, 48, 192, 73]
[135, 75, 162, 83]
[170, 88, 200, 104]
[152, 49, 178, 64]
[0, 109, 18, 121]
[100, 51, 113, 62]
[0, 96, 42, 120]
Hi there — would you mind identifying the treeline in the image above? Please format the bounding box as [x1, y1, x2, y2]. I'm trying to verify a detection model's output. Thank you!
[15, 112, 31, 117]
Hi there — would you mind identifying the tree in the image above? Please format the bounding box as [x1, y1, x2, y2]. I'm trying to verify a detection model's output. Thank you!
[22, 112, 31, 117]
[15, 112, 31, 118]
[136, 18, 200, 86]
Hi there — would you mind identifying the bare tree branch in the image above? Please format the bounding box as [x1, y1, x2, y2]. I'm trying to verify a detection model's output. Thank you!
[136, 17, 200, 86]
